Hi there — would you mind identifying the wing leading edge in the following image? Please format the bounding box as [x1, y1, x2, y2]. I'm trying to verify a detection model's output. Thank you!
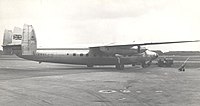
[90, 40, 200, 48]
[88, 40, 200, 55]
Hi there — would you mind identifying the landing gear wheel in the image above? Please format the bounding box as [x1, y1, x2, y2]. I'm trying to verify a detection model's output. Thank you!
[116, 64, 124, 70]
[141, 62, 147, 68]
[87, 64, 93, 68]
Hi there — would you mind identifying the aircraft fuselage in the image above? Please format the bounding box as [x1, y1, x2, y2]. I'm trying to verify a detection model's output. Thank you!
[16, 51, 150, 66]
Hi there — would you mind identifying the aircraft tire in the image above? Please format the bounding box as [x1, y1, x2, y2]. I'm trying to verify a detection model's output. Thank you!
[116, 64, 124, 70]
[132, 64, 135, 66]
[116, 65, 120, 70]
[141, 63, 146, 68]
[87, 64, 93, 68]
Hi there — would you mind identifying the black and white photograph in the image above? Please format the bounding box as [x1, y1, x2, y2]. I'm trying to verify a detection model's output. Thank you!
[0, 0, 200, 105]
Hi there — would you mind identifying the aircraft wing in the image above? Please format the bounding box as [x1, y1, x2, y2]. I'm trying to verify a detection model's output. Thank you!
[88, 40, 200, 55]
[90, 40, 200, 48]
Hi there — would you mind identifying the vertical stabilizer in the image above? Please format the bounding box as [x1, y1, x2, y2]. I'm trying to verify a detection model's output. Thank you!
[21, 24, 37, 55]
[2, 29, 13, 54]
[3, 29, 12, 46]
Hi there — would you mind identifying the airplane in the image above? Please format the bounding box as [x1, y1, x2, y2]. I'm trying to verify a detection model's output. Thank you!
[2, 24, 200, 70]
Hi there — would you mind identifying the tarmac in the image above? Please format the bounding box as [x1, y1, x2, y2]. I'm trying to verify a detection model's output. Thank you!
[0, 55, 200, 106]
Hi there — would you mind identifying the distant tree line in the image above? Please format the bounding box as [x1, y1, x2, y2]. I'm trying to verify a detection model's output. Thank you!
[151, 50, 200, 56]
[164, 51, 200, 56]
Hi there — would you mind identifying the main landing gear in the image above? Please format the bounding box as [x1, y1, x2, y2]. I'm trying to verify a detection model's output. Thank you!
[87, 64, 93, 68]
[115, 64, 124, 70]
[115, 54, 124, 70]
[141, 61, 151, 68]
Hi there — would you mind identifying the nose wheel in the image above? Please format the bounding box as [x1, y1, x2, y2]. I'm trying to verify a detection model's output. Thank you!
[141, 62, 147, 68]
[141, 61, 151, 68]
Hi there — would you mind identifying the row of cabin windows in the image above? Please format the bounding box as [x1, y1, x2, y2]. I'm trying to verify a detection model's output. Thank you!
[36, 53, 113, 57]
[36, 53, 131, 57]
[67, 53, 92, 57]
[73, 53, 89, 56]
[69, 53, 132, 57]
[37, 53, 89, 56]
[71, 53, 107, 57]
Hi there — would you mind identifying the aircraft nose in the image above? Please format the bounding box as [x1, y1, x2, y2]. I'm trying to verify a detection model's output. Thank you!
[151, 52, 158, 60]
[145, 50, 158, 60]
[154, 53, 159, 59]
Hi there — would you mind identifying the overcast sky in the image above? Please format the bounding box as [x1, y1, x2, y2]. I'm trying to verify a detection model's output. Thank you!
[0, 0, 200, 51]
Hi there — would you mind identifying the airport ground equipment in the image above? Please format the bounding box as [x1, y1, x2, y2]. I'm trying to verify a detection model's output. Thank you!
[157, 58, 174, 67]
[178, 57, 190, 71]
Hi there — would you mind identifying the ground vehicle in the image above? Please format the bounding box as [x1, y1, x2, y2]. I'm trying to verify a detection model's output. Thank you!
[157, 58, 173, 67]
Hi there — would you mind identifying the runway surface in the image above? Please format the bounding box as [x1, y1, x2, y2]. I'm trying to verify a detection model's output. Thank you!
[0, 55, 200, 106]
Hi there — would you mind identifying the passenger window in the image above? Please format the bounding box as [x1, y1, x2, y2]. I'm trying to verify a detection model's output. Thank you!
[73, 53, 76, 56]
[86, 54, 89, 56]
[80, 53, 83, 56]
[67, 53, 69, 55]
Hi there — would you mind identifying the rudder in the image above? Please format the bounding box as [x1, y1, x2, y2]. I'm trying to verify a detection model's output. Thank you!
[2, 29, 13, 54]
[3, 29, 12, 46]
[21, 24, 37, 55]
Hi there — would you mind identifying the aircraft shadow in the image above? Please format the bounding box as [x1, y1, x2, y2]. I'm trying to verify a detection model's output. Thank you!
[46, 65, 146, 73]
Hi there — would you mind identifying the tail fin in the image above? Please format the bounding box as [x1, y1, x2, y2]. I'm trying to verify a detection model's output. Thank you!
[3, 29, 12, 46]
[2, 24, 37, 55]
[21, 24, 37, 55]
[2, 29, 13, 54]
